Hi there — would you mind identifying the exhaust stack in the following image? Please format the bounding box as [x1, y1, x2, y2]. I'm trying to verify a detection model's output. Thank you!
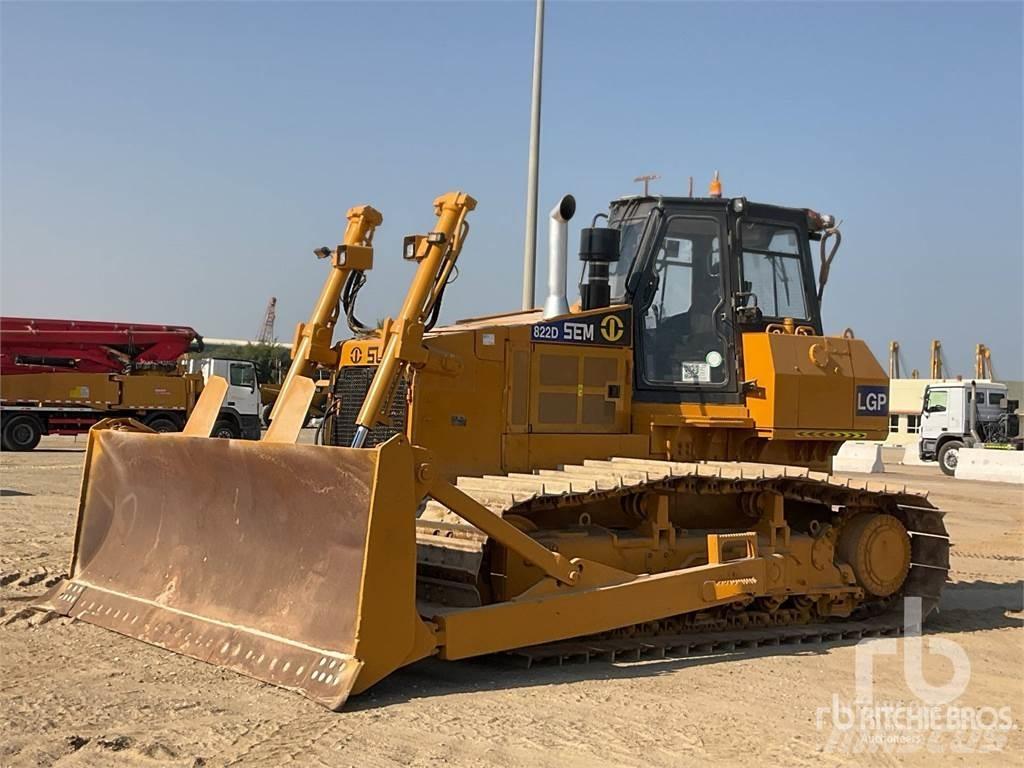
[543, 194, 576, 319]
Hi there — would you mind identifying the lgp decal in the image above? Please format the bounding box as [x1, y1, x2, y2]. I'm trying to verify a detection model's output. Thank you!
[856, 385, 889, 417]
[532, 308, 631, 347]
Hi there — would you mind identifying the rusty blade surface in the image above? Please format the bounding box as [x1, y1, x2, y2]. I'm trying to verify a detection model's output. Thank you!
[40, 429, 379, 709]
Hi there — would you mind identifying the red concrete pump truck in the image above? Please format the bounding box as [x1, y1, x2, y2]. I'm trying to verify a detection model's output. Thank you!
[0, 317, 260, 450]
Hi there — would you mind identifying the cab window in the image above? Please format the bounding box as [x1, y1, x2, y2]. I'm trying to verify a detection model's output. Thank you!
[638, 216, 727, 386]
[609, 218, 646, 301]
[230, 362, 255, 388]
[924, 389, 948, 412]
[741, 222, 809, 319]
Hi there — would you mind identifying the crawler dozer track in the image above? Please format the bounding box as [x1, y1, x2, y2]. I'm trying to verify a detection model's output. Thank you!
[415, 458, 950, 661]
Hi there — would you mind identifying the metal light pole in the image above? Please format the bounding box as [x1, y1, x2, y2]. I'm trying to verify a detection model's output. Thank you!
[521, 0, 545, 310]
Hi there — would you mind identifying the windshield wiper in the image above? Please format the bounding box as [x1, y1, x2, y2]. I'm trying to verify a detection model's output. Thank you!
[770, 255, 792, 307]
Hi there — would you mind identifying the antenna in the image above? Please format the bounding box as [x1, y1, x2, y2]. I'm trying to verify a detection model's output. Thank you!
[257, 297, 277, 344]
[633, 174, 661, 196]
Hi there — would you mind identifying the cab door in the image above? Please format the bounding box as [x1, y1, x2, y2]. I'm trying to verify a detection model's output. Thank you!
[631, 212, 737, 402]
[226, 361, 259, 417]
[921, 387, 963, 438]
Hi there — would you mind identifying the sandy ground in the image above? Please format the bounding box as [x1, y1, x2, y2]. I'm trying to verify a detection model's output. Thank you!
[1, 436, 1022, 767]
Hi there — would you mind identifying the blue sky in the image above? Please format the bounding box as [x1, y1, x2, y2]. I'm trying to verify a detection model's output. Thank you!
[3, 1, 1022, 378]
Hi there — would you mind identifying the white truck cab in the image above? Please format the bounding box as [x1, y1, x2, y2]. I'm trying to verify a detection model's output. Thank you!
[185, 358, 262, 440]
[919, 380, 1016, 475]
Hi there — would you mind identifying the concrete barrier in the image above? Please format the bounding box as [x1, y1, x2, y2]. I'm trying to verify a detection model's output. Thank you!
[832, 441, 885, 474]
[900, 440, 930, 466]
[955, 448, 1024, 484]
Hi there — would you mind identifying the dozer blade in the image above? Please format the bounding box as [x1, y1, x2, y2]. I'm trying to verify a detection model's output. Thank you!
[38, 429, 437, 710]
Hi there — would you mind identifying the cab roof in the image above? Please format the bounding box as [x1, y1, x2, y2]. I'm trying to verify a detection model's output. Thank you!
[610, 195, 819, 224]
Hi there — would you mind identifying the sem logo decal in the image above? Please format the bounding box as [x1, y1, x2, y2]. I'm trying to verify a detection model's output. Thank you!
[600, 314, 624, 342]
[532, 308, 632, 347]
[348, 345, 382, 365]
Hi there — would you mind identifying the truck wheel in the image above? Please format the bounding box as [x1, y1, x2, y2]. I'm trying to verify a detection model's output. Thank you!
[261, 404, 274, 428]
[2, 415, 42, 451]
[213, 419, 240, 439]
[146, 416, 180, 433]
[938, 440, 963, 476]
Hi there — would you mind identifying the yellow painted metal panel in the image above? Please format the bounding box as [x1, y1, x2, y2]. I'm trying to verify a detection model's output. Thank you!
[529, 344, 628, 435]
[405, 331, 505, 479]
[119, 374, 192, 410]
[0, 372, 197, 410]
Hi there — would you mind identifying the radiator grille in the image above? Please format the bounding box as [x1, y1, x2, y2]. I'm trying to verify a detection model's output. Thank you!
[329, 366, 408, 448]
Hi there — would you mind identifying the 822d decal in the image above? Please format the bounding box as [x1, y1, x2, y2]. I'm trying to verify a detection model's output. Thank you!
[531, 308, 631, 347]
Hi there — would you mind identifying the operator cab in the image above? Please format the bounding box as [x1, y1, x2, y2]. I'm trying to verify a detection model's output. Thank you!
[585, 195, 832, 403]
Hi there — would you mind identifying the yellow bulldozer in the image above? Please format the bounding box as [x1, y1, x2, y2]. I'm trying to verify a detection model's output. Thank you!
[39, 183, 948, 710]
